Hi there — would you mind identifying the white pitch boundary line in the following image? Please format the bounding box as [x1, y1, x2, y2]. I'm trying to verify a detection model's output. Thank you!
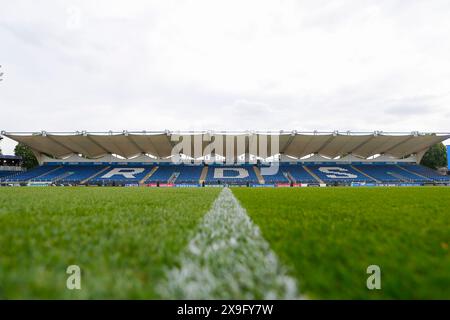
[157, 187, 303, 299]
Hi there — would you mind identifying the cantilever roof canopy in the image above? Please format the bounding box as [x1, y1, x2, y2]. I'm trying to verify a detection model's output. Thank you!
[2, 131, 449, 160]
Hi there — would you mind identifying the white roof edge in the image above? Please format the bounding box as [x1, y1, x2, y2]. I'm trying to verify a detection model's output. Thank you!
[3, 130, 450, 135]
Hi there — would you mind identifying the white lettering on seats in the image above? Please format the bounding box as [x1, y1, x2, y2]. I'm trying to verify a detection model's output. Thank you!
[214, 168, 249, 179]
[101, 168, 145, 179]
[318, 167, 357, 179]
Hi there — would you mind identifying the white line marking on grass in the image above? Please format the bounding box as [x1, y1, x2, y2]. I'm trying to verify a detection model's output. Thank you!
[158, 187, 302, 299]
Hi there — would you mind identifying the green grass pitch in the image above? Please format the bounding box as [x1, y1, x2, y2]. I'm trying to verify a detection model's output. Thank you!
[0, 186, 449, 299]
[233, 187, 450, 299]
[0, 187, 220, 299]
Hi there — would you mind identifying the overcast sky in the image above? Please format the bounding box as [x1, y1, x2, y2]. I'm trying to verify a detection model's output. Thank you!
[1, 0, 450, 154]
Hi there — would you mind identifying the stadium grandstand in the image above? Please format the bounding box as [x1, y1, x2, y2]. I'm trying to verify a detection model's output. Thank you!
[0, 154, 24, 179]
[0, 130, 449, 187]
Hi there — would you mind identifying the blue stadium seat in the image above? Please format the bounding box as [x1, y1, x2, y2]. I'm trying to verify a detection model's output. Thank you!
[259, 164, 290, 184]
[59, 166, 109, 184]
[398, 164, 450, 182]
[259, 163, 318, 184]
[2, 165, 60, 182]
[281, 164, 317, 184]
[0, 171, 16, 180]
[354, 164, 428, 183]
[145, 166, 176, 184]
[174, 165, 203, 185]
[25, 165, 113, 184]
[145, 165, 203, 185]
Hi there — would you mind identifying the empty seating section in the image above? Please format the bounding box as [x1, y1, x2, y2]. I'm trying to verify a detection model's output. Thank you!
[282, 165, 317, 183]
[174, 165, 203, 184]
[31, 165, 107, 183]
[205, 165, 259, 185]
[145, 165, 203, 184]
[392, 166, 430, 182]
[145, 166, 175, 184]
[30, 166, 67, 181]
[1, 162, 448, 185]
[2, 165, 58, 182]
[353, 165, 400, 182]
[354, 165, 428, 183]
[399, 164, 449, 182]
[307, 165, 374, 183]
[260, 164, 289, 184]
[57, 165, 108, 184]
[0, 171, 15, 179]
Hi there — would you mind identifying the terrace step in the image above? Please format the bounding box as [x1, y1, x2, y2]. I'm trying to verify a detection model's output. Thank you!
[81, 166, 111, 184]
[302, 166, 324, 184]
[168, 172, 180, 184]
[140, 166, 158, 185]
[253, 166, 265, 184]
[351, 165, 380, 183]
[285, 171, 296, 183]
[199, 166, 208, 184]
